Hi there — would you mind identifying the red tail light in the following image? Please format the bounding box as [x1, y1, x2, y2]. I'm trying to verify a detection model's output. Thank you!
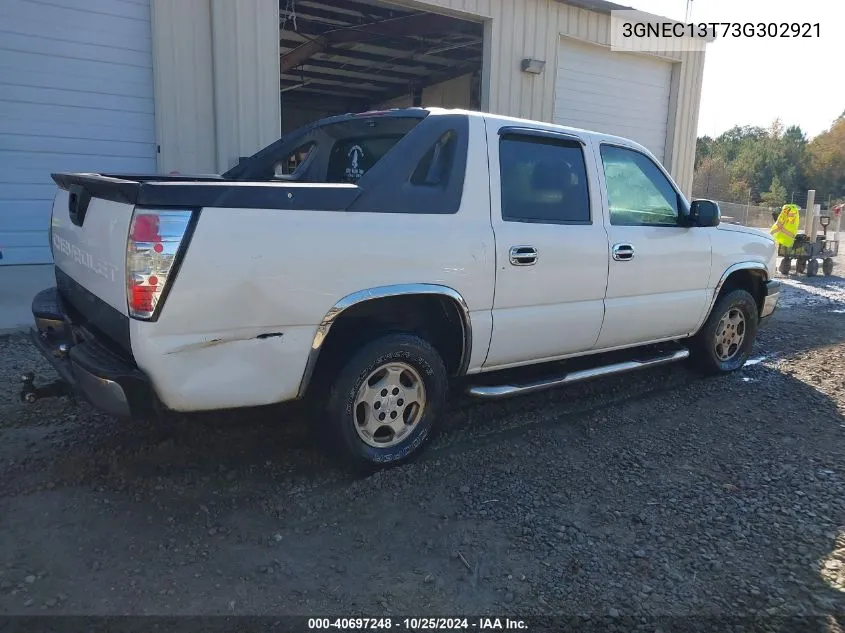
[131, 214, 161, 242]
[126, 209, 193, 319]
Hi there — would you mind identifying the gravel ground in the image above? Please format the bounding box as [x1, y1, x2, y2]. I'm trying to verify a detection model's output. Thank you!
[1, 255, 844, 628]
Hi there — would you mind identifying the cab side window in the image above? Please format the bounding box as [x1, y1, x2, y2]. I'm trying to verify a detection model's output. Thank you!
[499, 135, 591, 224]
[600, 145, 679, 226]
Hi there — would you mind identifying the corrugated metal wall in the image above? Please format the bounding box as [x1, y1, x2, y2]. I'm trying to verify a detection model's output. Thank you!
[151, 0, 703, 194]
[0, 0, 158, 265]
[151, 0, 216, 174]
[395, 0, 705, 196]
[151, 0, 280, 174]
[210, 0, 282, 172]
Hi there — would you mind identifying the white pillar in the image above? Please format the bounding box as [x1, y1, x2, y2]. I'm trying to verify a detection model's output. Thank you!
[804, 189, 816, 236]
[151, 0, 217, 174]
[211, 0, 281, 174]
[811, 204, 821, 241]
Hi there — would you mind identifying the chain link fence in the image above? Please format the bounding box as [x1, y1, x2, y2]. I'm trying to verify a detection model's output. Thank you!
[712, 201, 775, 229]
[709, 198, 843, 249]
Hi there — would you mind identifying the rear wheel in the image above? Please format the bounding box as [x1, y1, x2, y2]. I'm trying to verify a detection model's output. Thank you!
[690, 289, 758, 375]
[317, 333, 448, 472]
[795, 257, 807, 274]
[807, 259, 819, 277]
[778, 257, 791, 275]
[823, 257, 834, 276]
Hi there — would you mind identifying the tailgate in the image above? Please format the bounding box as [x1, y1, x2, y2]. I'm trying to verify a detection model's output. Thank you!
[50, 187, 134, 315]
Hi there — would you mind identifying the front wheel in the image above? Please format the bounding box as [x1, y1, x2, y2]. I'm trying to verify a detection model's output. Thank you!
[689, 289, 759, 375]
[319, 333, 448, 472]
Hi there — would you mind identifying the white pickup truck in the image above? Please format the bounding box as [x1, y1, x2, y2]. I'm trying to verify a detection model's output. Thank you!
[25, 107, 780, 470]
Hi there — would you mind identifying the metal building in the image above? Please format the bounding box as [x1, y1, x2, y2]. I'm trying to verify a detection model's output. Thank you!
[0, 0, 705, 308]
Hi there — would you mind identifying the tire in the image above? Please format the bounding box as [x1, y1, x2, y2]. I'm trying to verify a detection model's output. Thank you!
[690, 289, 759, 375]
[795, 257, 807, 274]
[778, 257, 791, 275]
[823, 257, 834, 276]
[318, 333, 448, 472]
[807, 259, 819, 277]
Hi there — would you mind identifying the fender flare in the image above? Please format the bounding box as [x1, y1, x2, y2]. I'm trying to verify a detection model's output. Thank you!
[696, 262, 768, 331]
[297, 283, 473, 398]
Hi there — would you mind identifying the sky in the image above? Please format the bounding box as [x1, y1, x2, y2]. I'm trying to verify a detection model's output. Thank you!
[621, 0, 843, 140]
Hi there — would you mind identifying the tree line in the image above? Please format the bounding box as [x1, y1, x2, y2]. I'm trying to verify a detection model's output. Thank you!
[692, 110, 845, 209]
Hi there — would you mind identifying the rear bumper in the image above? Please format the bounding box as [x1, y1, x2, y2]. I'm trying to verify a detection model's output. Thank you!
[30, 287, 155, 418]
[759, 279, 781, 325]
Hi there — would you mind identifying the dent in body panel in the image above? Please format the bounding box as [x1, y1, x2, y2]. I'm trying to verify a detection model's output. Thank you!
[129, 113, 495, 411]
[163, 330, 284, 354]
[148, 116, 494, 340]
[130, 320, 314, 411]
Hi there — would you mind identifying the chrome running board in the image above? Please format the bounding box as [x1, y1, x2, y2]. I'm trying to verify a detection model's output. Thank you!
[466, 349, 690, 400]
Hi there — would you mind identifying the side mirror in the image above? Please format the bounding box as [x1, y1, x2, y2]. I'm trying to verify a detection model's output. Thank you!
[690, 199, 720, 227]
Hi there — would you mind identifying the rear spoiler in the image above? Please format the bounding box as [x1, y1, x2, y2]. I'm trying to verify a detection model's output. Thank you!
[52, 173, 226, 203]
[51, 172, 360, 211]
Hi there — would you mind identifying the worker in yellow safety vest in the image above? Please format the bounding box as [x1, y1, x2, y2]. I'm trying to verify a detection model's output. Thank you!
[770, 203, 801, 248]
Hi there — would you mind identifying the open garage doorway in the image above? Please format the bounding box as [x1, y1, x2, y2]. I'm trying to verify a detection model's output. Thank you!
[279, 0, 485, 133]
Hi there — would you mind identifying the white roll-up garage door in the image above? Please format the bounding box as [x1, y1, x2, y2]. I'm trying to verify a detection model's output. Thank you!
[554, 37, 672, 163]
[0, 0, 157, 265]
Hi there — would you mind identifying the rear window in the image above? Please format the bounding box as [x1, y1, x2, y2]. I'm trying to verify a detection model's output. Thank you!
[327, 135, 408, 183]
[231, 115, 424, 183]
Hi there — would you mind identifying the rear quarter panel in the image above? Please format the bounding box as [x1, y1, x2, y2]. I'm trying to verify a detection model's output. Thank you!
[130, 116, 496, 411]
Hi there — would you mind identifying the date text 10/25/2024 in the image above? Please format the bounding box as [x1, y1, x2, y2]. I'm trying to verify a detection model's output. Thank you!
[307, 618, 528, 631]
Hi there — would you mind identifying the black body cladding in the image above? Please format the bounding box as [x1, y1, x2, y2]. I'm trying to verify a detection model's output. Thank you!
[55, 268, 133, 359]
[51, 111, 470, 215]
[51, 173, 361, 212]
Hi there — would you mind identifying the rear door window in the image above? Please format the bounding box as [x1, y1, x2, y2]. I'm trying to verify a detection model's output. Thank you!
[499, 135, 591, 224]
